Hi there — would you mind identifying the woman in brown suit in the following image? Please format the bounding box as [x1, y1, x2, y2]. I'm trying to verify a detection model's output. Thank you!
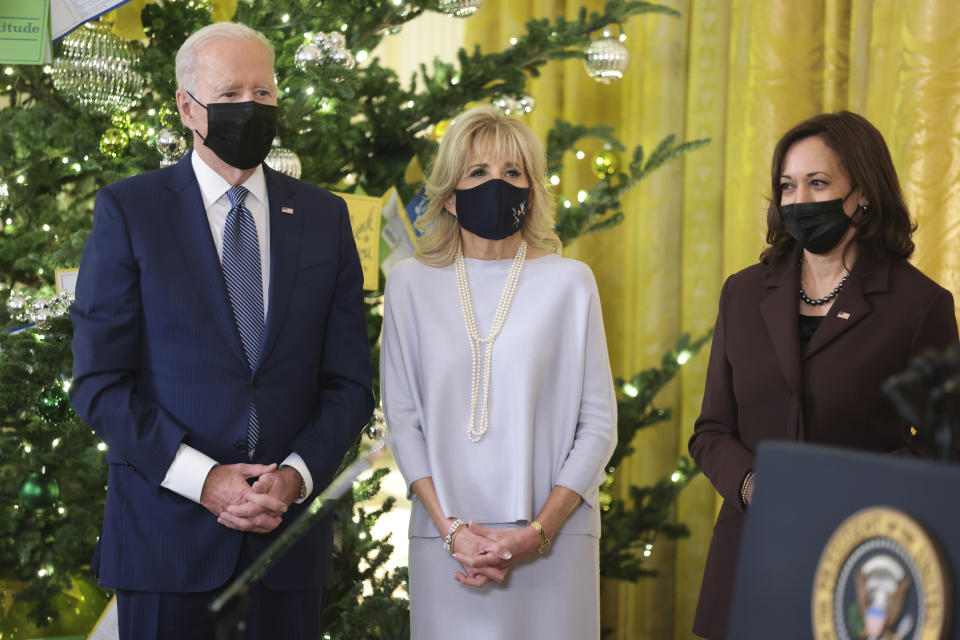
[688, 111, 959, 640]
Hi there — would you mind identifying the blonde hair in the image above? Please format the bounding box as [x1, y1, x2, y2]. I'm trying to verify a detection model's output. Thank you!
[175, 23, 274, 94]
[416, 106, 561, 266]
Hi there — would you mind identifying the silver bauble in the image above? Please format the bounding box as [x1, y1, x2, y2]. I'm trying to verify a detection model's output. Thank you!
[328, 48, 356, 70]
[367, 409, 387, 441]
[156, 128, 186, 167]
[0, 182, 8, 215]
[515, 93, 535, 114]
[437, 0, 482, 17]
[51, 22, 144, 114]
[324, 32, 347, 52]
[491, 96, 514, 114]
[584, 37, 630, 83]
[265, 138, 302, 179]
[294, 43, 323, 71]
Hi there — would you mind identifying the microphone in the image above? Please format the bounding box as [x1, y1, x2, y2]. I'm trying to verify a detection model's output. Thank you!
[882, 342, 960, 393]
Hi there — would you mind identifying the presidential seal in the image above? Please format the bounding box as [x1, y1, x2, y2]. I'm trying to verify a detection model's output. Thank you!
[812, 507, 950, 640]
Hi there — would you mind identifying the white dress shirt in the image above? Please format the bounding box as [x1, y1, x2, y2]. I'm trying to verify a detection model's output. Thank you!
[160, 150, 312, 504]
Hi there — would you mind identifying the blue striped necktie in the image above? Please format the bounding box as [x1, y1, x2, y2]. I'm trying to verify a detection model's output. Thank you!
[222, 185, 263, 455]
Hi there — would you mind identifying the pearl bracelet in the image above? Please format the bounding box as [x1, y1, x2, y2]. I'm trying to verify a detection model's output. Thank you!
[740, 471, 755, 506]
[441, 518, 466, 555]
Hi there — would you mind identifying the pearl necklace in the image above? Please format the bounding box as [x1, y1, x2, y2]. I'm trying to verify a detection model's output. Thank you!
[799, 257, 849, 306]
[455, 239, 527, 442]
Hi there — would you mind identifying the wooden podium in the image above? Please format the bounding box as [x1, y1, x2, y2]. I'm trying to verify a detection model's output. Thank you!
[727, 442, 959, 639]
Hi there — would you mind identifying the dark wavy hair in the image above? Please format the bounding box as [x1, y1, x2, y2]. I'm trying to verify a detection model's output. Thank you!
[761, 111, 915, 264]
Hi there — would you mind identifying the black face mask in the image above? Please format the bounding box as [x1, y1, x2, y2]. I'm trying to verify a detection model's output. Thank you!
[780, 190, 854, 254]
[454, 179, 530, 240]
[188, 92, 277, 170]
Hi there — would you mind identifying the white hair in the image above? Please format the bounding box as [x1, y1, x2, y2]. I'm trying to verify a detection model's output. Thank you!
[175, 22, 274, 93]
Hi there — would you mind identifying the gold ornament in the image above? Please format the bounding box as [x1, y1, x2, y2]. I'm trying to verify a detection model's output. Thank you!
[128, 122, 149, 140]
[591, 149, 621, 179]
[432, 119, 450, 141]
[99, 128, 129, 157]
[111, 111, 131, 129]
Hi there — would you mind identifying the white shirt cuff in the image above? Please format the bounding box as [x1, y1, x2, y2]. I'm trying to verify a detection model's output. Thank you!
[160, 443, 219, 504]
[281, 452, 313, 504]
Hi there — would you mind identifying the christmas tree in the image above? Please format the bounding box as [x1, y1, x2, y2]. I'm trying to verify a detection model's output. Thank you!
[0, 1, 708, 636]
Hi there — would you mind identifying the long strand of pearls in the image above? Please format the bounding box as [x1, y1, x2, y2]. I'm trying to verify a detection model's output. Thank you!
[455, 239, 527, 442]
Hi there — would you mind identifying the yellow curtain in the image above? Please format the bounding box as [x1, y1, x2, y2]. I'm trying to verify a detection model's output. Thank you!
[466, 1, 960, 638]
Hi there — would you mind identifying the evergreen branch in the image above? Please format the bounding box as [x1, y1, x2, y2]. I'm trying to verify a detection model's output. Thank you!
[554, 136, 710, 245]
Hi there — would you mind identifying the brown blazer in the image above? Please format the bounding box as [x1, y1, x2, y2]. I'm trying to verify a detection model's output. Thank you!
[688, 244, 958, 640]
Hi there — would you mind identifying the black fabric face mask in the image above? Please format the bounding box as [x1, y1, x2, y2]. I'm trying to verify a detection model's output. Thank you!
[780, 190, 855, 254]
[454, 179, 530, 240]
[188, 92, 277, 170]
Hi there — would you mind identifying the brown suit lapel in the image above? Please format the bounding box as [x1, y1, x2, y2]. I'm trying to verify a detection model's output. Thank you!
[760, 246, 804, 402]
[803, 251, 890, 360]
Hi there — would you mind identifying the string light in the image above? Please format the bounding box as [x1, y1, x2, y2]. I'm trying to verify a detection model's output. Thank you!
[577, 190, 588, 203]
[575, 150, 585, 159]
[622, 382, 639, 397]
[676, 350, 692, 365]
[509, 37, 518, 45]
[549, 175, 560, 185]
[97, 442, 107, 451]
[281, 14, 290, 22]
[670, 472, 681, 482]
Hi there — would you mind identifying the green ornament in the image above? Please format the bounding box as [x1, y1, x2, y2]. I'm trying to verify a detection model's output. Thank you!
[111, 111, 131, 129]
[128, 121, 149, 140]
[100, 127, 129, 157]
[19, 472, 60, 510]
[36, 384, 71, 424]
[591, 149, 621, 179]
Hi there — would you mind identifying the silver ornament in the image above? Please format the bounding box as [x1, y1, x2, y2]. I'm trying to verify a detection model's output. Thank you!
[437, 0, 482, 17]
[325, 32, 347, 51]
[515, 93, 535, 114]
[156, 128, 186, 167]
[0, 182, 8, 215]
[7, 295, 24, 312]
[51, 22, 144, 115]
[584, 37, 630, 83]
[367, 409, 387, 441]
[491, 96, 514, 114]
[295, 43, 323, 71]
[265, 138, 302, 179]
[491, 93, 535, 116]
[328, 48, 356, 70]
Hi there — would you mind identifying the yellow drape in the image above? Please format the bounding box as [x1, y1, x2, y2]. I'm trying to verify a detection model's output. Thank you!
[467, 1, 960, 638]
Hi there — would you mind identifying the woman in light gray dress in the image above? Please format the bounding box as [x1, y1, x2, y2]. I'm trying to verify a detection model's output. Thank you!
[382, 106, 617, 640]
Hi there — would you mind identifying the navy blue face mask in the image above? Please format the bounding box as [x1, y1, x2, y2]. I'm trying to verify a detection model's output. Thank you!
[454, 179, 530, 240]
[188, 91, 277, 170]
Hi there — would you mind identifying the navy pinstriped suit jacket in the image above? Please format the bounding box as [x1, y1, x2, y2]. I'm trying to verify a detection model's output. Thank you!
[70, 154, 373, 593]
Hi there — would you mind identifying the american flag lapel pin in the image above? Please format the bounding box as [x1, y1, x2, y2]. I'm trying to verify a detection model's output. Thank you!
[281, 206, 294, 215]
[837, 311, 851, 320]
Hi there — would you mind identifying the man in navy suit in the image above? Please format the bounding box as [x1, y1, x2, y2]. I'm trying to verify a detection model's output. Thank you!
[69, 22, 373, 639]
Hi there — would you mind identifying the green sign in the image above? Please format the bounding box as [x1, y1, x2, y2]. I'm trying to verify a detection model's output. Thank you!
[0, 0, 50, 65]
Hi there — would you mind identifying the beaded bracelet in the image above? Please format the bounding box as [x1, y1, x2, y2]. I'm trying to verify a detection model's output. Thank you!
[441, 518, 466, 555]
[740, 471, 755, 506]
